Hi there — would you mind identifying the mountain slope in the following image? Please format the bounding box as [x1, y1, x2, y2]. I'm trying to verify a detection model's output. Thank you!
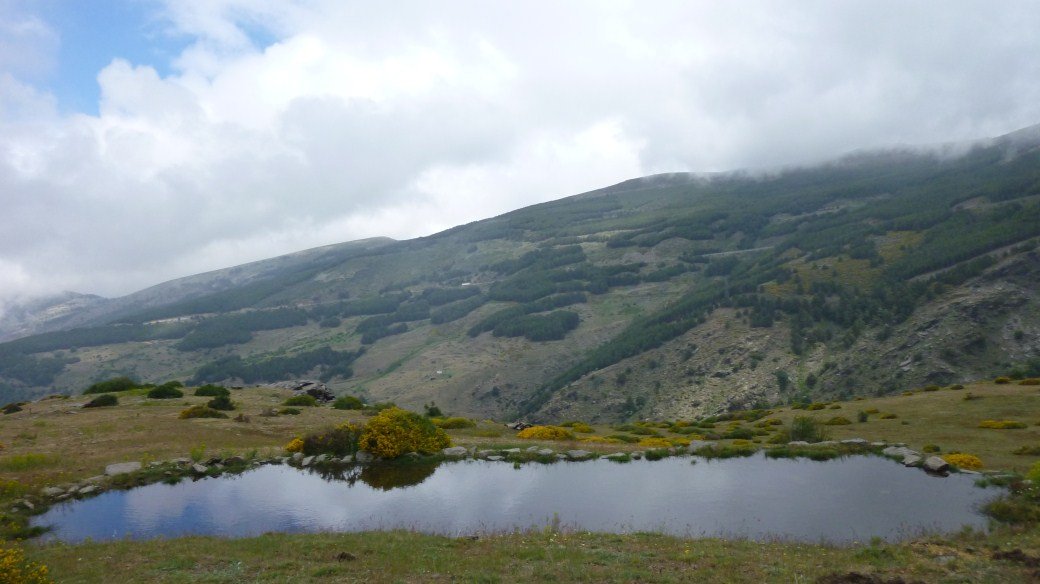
[2, 125, 1039, 418]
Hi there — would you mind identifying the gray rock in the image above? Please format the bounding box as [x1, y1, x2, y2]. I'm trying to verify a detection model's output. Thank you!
[170, 457, 192, 465]
[816, 441, 839, 446]
[476, 450, 496, 458]
[313, 454, 329, 464]
[191, 463, 208, 475]
[555, 454, 567, 460]
[78, 485, 98, 495]
[870, 442, 887, 447]
[224, 456, 246, 466]
[536, 448, 554, 457]
[486, 455, 504, 461]
[526, 446, 541, 453]
[883, 446, 918, 458]
[301, 456, 315, 467]
[84, 475, 106, 485]
[902, 454, 923, 467]
[566, 450, 593, 460]
[840, 438, 869, 445]
[786, 441, 810, 446]
[355, 451, 374, 464]
[291, 452, 304, 463]
[502, 448, 521, 454]
[605, 452, 629, 460]
[631, 451, 643, 460]
[923, 456, 950, 473]
[442, 446, 468, 457]
[17, 500, 34, 510]
[41, 487, 64, 497]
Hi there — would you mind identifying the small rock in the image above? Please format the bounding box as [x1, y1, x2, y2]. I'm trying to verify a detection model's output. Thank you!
[486, 455, 504, 461]
[191, 463, 208, 475]
[170, 457, 192, 465]
[78, 485, 98, 495]
[205, 457, 223, 465]
[605, 453, 628, 460]
[903, 454, 923, 467]
[536, 448, 554, 457]
[105, 461, 143, 476]
[502, 448, 521, 454]
[314, 454, 330, 464]
[566, 450, 592, 460]
[17, 500, 34, 510]
[870, 442, 887, 447]
[476, 450, 496, 458]
[442, 446, 468, 457]
[883, 446, 918, 458]
[223, 456, 246, 466]
[291, 452, 304, 463]
[83, 475, 106, 485]
[301, 456, 315, 467]
[840, 438, 869, 445]
[355, 451, 374, 464]
[41, 487, 63, 497]
[525, 446, 541, 453]
[923, 456, 950, 474]
[631, 451, 644, 460]
[816, 441, 839, 446]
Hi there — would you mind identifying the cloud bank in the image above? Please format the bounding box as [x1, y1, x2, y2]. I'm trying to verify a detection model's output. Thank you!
[1, 0, 1039, 307]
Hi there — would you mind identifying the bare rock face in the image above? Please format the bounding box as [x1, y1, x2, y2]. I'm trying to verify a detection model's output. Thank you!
[270, 380, 335, 403]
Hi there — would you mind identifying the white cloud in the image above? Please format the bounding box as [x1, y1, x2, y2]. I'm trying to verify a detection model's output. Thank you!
[1, 0, 1040, 304]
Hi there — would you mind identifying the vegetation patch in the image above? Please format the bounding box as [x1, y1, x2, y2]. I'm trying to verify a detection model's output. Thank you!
[146, 382, 184, 399]
[358, 407, 451, 458]
[943, 453, 983, 470]
[179, 405, 228, 419]
[517, 426, 576, 441]
[283, 395, 317, 407]
[207, 396, 236, 411]
[193, 384, 230, 397]
[824, 416, 852, 426]
[83, 376, 138, 394]
[431, 417, 476, 429]
[301, 423, 362, 456]
[332, 395, 364, 410]
[83, 394, 118, 408]
[979, 420, 1028, 430]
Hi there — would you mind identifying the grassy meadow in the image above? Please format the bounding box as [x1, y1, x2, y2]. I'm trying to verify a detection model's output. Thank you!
[1, 378, 1039, 582]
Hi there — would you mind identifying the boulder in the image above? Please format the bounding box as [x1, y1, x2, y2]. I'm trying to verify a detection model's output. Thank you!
[169, 457, 192, 465]
[566, 450, 593, 460]
[902, 454, 923, 467]
[536, 448, 554, 457]
[191, 463, 208, 475]
[78, 485, 99, 496]
[786, 441, 810, 447]
[301, 456, 315, 467]
[923, 456, 950, 474]
[502, 448, 521, 455]
[41, 487, 64, 497]
[313, 454, 329, 464]
[883, 446, 918, 459]
[442, 446, 468, 457]
[605, 453, 629, 461]
[486, 455, 504, 461]
[291, 452, 304, 463]
[840, 438, 869, 446]
[355, 451, 374, 464]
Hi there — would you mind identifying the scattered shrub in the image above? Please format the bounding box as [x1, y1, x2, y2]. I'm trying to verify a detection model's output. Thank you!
[0, 453, 59, 472]
[423, 402, 444, 418]
[857, 411, 869, 423]
[1019, 378, 1040, 386]
[285, 438, 304, 453]
[637, 437, 672, 448]
[517, 426, 576, 441]
[194, 384, 230, 397]
[994, 376, 1011, 384]
[207, 395, 235, 411]
[880, 413, 898, 419]
[722, 427, 754, 439]
[824, 416, 852, 426]
[179, 405, 228, 419]
[0, 543, 50, 583]
[829, 404, 842, 409]
[864, 408, 880, 414]
[1012, 445, 1040, 456]
[607, 434, 640, 444]
[787, 416, 828, 442]
[302, 422, 362, 456]
[963, 392, 981, 401]
[943, 453, 983, 470]
[362, 401, 396, 416]
[83, 376, 138, 394]
[147, 384, 184, 399]
[948, 384, 965, 390]
[358, 407, 451, 458]
[283, 395, 317, 407]
[923, 385, 941, 392]
[279, 408, 301, 415]
[83, 394, 118, 408]
[579, 435, 623, 444]
[332, 395, 364, 410]
[432, 417, 476, 429]
[984, 496, 1040, 524]
[2, 403, 23, 415]
[807, 403, 827, 411]
[979, 420, 1027, 429]
[473, 429, 501, 438]
[922, 444, 941, 453]
[570, 422, 594, 433]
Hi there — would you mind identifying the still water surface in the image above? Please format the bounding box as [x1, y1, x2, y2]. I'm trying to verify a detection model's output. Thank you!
[34, 454, 998, 543]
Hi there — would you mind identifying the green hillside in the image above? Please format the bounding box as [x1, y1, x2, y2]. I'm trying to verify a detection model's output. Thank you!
[2, 126, 1040, 421]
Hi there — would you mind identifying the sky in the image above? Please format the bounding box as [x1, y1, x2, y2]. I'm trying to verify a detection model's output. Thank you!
[1, 1, 1040, 309]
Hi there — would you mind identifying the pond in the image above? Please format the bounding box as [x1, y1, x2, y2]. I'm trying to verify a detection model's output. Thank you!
[33, 454, 999, 544]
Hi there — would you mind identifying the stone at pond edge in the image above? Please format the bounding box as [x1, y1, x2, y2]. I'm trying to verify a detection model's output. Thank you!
[191, 463, 208, 475]
[291, 452, 304, 463]
[566, 450, 593, 460]
[301, 456, 315, 467]
[77, 485, 98, 495]
[687, 440, 714, 452]
[442, 446, 468, 457]
[41, 487, 63, 497]
[902, 454, 923, 467]
[355, 451, 374, 464]
[536, 448, 554, 457]
[923, 456, 950, 474]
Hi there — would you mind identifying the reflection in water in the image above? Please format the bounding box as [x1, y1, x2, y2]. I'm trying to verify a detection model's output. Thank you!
[33, 455, 1002, 544]
[304, 462, 439, 490]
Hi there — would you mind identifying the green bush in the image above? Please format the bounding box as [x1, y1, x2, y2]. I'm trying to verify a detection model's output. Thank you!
[358, 407, 451, 458]
[922, 444, 941, 453]
[283, 395, 317, 407]
[722, 427, 754, 440]
[279, 408, 301, 415]
[302, 423, 362, 456]
[824, 416, 852, 426]
[994, 376, 1011, 384]
[332, 395, 364, 410]
[432, 417, 476, 429]
[207, 395, 235, 411]
[83, 376, 138, 394]
[787, 416, 828, 442]
[147, 383, 184, 399]
[83, 394, 118, 408]
[179, 405, 228, 419]
[857, 411, 869, 423]
[2, 403, 23, 415]
[194, 384, 230, 397]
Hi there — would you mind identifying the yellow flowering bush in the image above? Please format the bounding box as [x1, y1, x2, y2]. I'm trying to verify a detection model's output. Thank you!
[579, 435, 623, 444]
[570, 422, 594, 433]
[0, 543, 50, 583]
[516, 426, 575, 441]
[943, 453, 983, 470]
[978, 420, 1027, 429]
[359, 407, 451, 458]
[284, 438, 305, 453]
